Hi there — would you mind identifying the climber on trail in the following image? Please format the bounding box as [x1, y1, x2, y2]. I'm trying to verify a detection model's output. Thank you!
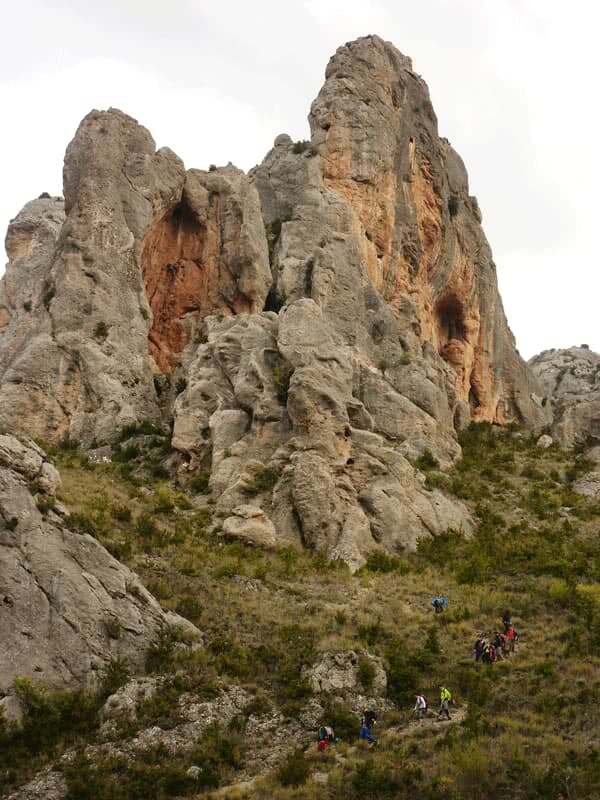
[506, 624, 519, 653]
[432, 596, 449, 614]
[502, 609, 511, 633]
[492, 631, 507, 659]
[483, 642, 497, 664]
[414, 693, 427, 721]
[359, 709, 378, 745]
[474, 635, 486, 662]
[317, 725, 337, 751]
[437, 686, 452, 720]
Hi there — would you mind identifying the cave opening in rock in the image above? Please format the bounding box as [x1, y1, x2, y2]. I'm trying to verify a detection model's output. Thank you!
[141, 199, 210, 374]
[435, 294, 466, 347]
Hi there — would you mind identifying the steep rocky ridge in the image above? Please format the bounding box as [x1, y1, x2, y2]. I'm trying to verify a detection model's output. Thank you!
[0, 35, 549, 565]
[529, 345, 600, 449]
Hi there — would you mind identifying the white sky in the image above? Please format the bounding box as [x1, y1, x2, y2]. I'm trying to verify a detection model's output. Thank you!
[1, 0, 598, 358]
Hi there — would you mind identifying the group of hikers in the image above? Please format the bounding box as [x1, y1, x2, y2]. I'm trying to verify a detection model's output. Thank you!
[316, 605, 520, 750]
[474, 610, 519, 664]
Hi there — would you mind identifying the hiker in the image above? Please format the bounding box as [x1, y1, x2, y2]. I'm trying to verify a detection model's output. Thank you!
[432, 596, 448, 614]
[506, 625, 518, 654]
[502, 609, 511, 633]
[437, 686, 452, 720]
[474, 636, 486, 662]
[414, 693, 427, 722]
[317, 725, 336, 751]
[359, 709, 378, 745]
[482, 642, 496, 664]
[492, 631, 506, 660]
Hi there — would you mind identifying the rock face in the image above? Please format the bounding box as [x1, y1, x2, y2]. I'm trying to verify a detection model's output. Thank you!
[0, 434, 197, 718]
[0, 36, 549, 565]
[0, 112, 270, 445]
[529, 346, 600, 449]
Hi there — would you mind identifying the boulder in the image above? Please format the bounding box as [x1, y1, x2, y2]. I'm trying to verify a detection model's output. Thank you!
[306, 650, 387, 696]
[222, 505, 278, 548]
[529, 346, 600, 449]
[573, 471, 600, 499]
[536, 434, 553, 449]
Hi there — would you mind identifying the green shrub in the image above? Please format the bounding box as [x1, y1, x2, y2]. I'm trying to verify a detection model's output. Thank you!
[415, 449, 439, 471]
[111, 504, 132, 523]
[276, 747, 309, 786]
[154, 486, 175, 514]
[99, 657, 130, 698]
[358, 656, 377, 691]
[190, 471, 210, 494]
[136, 513, 159, 539]
[175, 596, 202, 622]
[119, 421, 162, 441]
[145, 625, 180, 673]
[292, 140, 314, 155]
[65, 512, 97, 537]
[246, 466, 278, 495]
[322, 701, 357, 741]
[364, 550, 402, 574]
[273, 363, 294, 404]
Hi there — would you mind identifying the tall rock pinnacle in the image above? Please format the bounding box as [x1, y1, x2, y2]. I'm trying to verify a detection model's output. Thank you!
[0, 36, 550, 565]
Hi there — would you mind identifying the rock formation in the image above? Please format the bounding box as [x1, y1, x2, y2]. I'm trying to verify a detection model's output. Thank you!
[0, 35, 551, 567]
[0, 434, 198, 719]
[529, 346, 600, 449]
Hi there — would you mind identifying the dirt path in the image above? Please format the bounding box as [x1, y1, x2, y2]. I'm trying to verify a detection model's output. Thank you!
[386, 705, 468, 740]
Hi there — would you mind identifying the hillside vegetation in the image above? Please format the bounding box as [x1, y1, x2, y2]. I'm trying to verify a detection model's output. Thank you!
[1, 423, 599, 800]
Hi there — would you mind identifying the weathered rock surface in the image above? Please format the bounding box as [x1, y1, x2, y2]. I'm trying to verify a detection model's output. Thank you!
[529, 346, 600, 449]
[306, 650, 387, 696]
[0, 112, 270, 446]
[0, 435, 198, 719]
[0, 36, 549, 565]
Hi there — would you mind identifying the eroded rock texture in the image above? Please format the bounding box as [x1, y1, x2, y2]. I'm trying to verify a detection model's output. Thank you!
[529, 346, 600, 448]
[0, 36, 550, 566]
[0, 112, 270, 445]
[0, 434, 198, 719]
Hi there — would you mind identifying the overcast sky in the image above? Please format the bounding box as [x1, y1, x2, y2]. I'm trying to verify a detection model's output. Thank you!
[1, 1, 598, 358]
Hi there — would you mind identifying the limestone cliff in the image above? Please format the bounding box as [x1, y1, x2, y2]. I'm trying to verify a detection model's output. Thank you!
[0, 36, 549, 566]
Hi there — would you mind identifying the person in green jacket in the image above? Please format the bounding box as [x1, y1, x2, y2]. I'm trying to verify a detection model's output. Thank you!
[438, 685, 452, 720]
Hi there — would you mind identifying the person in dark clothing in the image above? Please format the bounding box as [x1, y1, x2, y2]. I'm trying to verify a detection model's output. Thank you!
[474, 635, 486, 662]
[502, 610, 511, 633]
[359, 710, 378, 744]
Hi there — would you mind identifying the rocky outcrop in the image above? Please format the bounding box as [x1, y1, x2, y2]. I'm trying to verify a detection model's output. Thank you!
[0, 36, 549, 565]
[306, 650, 387, 697]
[0, 112, 270, 446]
[529, 346, 600, 448]
[0, 434, 198, 719]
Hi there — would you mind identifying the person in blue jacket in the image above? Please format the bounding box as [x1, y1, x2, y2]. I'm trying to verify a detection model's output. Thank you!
[359, 709, 377, 744]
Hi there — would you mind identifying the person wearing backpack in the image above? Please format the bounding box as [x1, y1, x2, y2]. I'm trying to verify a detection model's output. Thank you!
[414, 693, 427, 721]
[474, 636, 486, 662]
[506, 625, 518, 654]
[437, 686, 452, 720]
[317, 725, 336, 751]
[492, 632, 506, 660]
[359, 710, 378, 745]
